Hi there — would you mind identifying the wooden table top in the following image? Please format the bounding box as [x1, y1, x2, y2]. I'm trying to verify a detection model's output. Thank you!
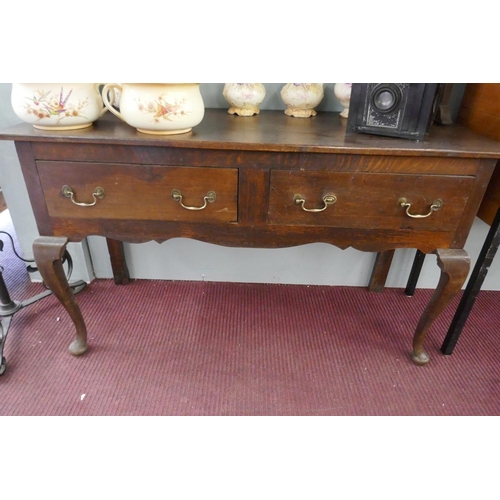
[3, 108, 500, 159]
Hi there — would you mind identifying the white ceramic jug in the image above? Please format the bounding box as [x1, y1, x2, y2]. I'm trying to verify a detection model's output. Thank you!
[11, 83, 109, 130]
[101, 83, 205, 135]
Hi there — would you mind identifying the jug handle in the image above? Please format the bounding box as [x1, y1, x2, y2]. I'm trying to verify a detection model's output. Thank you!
[95, 83, 116, 118]
[102, 83, 123, 121]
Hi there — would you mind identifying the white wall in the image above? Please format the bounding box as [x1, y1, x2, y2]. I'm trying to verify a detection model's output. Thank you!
[2, 82, 500, 290]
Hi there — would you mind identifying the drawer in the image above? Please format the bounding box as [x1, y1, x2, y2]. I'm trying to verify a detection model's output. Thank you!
[36, 162, 238, 222]
[268, 170, 475, 231]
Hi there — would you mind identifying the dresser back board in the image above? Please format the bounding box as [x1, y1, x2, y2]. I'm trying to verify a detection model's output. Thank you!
[456, 83, 500, 225]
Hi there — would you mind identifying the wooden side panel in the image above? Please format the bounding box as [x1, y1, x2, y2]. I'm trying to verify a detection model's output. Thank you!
[15, 142, 54, 235]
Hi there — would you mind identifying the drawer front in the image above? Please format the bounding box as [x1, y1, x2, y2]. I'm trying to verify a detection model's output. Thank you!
[269, 170, 475, 231]
[37, 162, 238, 222]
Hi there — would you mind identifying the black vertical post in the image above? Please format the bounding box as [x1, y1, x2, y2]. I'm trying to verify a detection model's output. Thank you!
[405, 250, 426, 296]
[441, 207, 500, 354]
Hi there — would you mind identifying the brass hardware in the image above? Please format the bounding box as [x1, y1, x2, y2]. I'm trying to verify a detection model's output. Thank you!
[171, 189, 216, 210]
[398, 197, 443, 218]
[294, 194, 337, 213]
[62, 185, 105, 207]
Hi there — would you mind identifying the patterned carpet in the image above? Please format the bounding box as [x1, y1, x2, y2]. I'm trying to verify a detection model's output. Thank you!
[1, 210, 499, 415]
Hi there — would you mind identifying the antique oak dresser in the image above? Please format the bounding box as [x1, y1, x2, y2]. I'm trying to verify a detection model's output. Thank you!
[2, 108, 500, 366]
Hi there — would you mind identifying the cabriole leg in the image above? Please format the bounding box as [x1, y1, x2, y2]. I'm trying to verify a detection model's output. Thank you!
[411, 249, 470, 365]
[33, 236, 88, 356]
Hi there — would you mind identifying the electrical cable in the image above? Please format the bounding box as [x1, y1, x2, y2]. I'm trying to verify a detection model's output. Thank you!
[0, 230, 34, 263]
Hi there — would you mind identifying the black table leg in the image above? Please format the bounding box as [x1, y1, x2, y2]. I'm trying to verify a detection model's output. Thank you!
[405, 250, 426, 296]
[441, 207, 500, 355]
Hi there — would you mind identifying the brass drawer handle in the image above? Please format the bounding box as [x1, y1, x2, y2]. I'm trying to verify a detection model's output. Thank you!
[62, 185, 105, 207]
[398, 197, 443, 218]
[171, 189, 216, 211]
[294, 194, 337, 213]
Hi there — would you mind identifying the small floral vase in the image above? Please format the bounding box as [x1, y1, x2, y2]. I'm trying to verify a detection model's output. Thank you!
[334, 83, 352, 118]
[280, 83, 324, 118]
[223, 83, 266, 116]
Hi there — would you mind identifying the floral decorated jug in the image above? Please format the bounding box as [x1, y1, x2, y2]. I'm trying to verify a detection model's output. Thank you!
[102, 83, 205, 135]
[223, 83, 266, 116]
[280, 83, 324, 118]
[334, 83, 352, 118]
[11, 83, 109, 130]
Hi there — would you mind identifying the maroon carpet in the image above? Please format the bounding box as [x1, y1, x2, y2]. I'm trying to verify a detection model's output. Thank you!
[1, 213, 499, 415]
